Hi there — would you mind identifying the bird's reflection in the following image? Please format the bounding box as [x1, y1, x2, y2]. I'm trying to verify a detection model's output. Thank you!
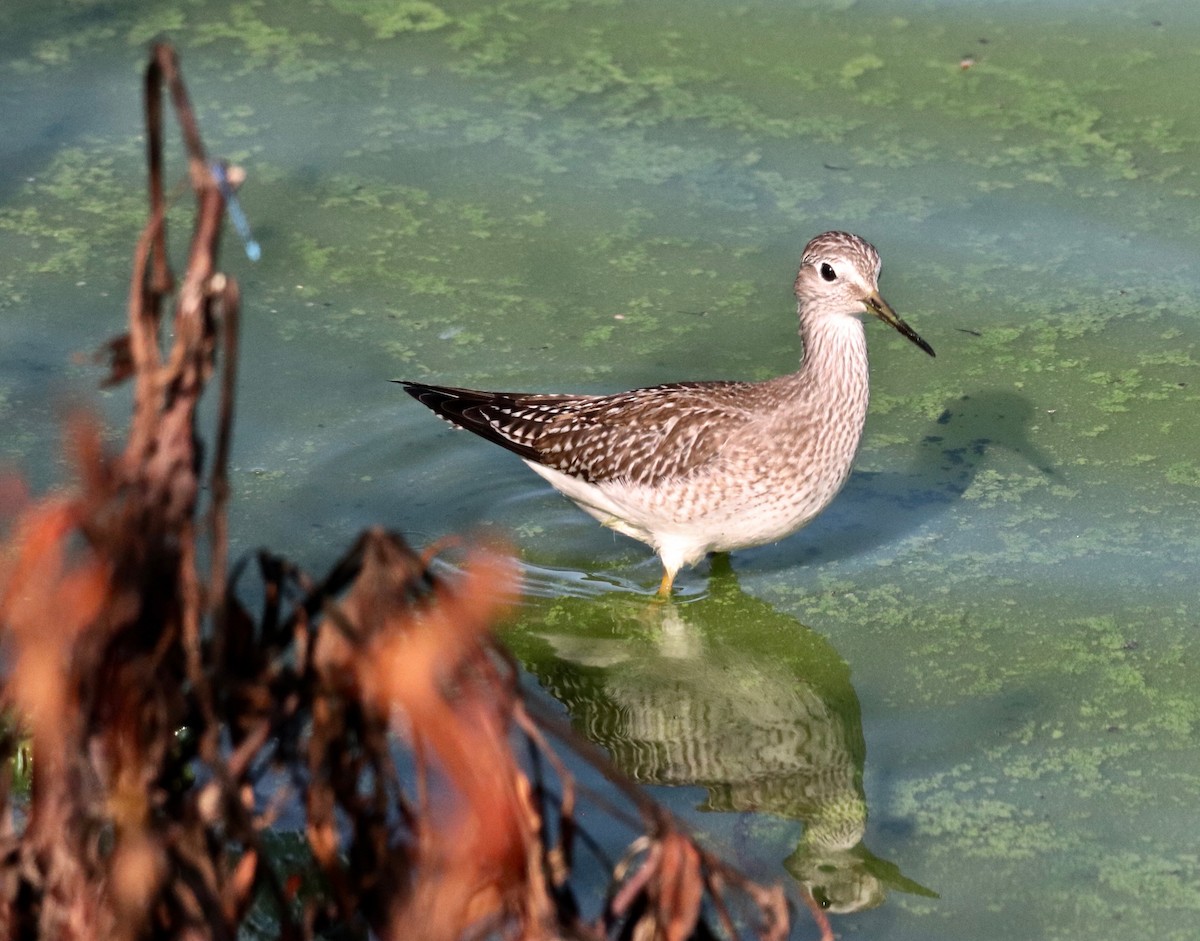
[508, 565, 936, 915]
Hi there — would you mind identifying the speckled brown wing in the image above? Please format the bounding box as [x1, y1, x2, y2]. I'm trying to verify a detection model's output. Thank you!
[527, 382, 753, 486]
[398, 380, 751, 487]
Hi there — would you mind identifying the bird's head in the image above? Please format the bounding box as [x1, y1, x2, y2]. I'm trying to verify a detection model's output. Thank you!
[795, 231, 935, 357]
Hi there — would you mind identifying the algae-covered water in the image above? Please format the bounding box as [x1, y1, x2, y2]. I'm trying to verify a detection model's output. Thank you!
[3, 0, 1199, 937]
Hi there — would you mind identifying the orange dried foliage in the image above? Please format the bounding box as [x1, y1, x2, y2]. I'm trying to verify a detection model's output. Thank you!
[0, 481, 108, 778]
[0, 425, 133, 939]
[653, 834, 705, 941]
[350, 546, 557, 940]
[609, 834, 706, 941]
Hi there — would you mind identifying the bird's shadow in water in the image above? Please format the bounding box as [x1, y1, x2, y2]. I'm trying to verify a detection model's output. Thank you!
[746, 389, 1055, 573]
[508, 570, 938, 920]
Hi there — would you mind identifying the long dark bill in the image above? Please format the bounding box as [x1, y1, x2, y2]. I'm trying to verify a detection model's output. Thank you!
[866, 292, 935, 358]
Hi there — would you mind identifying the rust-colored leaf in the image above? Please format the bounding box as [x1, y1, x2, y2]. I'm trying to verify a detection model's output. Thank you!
[656, 833, 705, 941]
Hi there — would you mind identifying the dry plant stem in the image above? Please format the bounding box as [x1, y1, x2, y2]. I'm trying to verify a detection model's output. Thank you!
[511, 700, 577, 880]
[142, 47, 174, 300]
[208, 281, 239, 647]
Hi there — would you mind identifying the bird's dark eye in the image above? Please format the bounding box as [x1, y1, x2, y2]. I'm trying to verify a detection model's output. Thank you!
[820, 263, 837, 282]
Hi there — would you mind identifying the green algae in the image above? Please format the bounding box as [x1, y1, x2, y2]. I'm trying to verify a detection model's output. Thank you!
[0, 147, 146, 276]
[21, 26, 119, 69]
[126, 9, 188, 48]
[328, 0, 451, 39]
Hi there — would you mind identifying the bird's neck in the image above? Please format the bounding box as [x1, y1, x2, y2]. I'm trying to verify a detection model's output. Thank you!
[760, 302, 872, 478]
[793, 303, 871, 406]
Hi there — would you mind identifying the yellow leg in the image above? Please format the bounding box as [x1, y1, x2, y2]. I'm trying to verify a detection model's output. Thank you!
[656, 567, 675, 598]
